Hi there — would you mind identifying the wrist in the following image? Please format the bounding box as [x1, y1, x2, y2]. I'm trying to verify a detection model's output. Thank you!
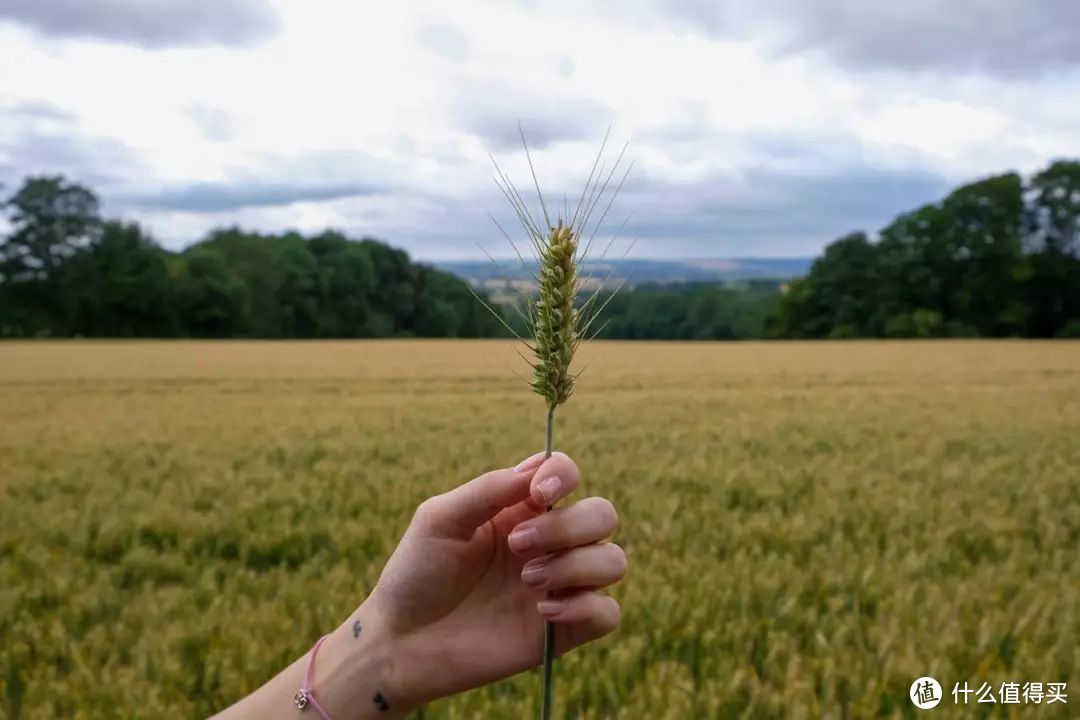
[311, 600, 419, 719]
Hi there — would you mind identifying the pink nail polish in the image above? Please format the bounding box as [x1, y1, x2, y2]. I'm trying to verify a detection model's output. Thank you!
[521, 564, 547, 586]
[536, 475, 561, 503]
[514, 452, 546, 473]
[523, 553, 552, 570]
[537, 600, 564, 617]
[508, 526, 538, 552]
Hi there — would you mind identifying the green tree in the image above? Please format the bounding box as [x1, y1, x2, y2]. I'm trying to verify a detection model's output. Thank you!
[1030, 160, 1080, 255]
[773, 173, 1030, 338]
[0, 176, 101, 334]
[308, 231, 381, 337]
[938, 173, 1026, 335]
[272, 238, 324, 338]
[593, 282, 781, 340]
[363, 239, 418, 334]
[873, 203, 952, 335]
[1, 176, 101, 280]
[61, 221, 176, 336]
[765, 278, 821, 339]
[191, 227, 280, 336]
[806, 232, 878, 336]
[175, 247, 248, 337]
[1025, 161, 1080, 336]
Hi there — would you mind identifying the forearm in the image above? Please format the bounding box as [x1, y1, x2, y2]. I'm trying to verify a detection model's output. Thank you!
[212, 601, 416, 720]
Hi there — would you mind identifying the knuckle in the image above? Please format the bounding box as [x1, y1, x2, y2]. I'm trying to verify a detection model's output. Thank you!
[414, 496, 444, 524]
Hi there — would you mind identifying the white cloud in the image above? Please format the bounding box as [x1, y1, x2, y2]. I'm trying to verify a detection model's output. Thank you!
[1, 0, 1079, 259]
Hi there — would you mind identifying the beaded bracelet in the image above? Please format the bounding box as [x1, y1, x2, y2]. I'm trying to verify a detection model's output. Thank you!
[293, 635, 333, 719]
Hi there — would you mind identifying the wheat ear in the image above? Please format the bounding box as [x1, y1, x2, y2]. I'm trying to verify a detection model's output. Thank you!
[533, 220, 578, 410]
[482, 128, 631, 720]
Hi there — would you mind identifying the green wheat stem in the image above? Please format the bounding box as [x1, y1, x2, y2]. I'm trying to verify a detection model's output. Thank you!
[544, 406, 554, 468]
[541, 405, 555, 720]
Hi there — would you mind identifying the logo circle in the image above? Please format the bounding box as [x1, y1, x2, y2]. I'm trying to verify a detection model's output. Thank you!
[910, 677, 942, 709]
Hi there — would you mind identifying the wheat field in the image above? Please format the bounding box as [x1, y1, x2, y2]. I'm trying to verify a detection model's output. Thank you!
[1, 340, 1078, 719]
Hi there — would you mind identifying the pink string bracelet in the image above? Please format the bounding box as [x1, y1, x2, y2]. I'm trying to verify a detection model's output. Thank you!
[293, 635, 334, 719]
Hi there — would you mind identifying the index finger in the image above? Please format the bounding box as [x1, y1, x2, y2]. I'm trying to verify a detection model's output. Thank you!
[419, 453, 545, 538]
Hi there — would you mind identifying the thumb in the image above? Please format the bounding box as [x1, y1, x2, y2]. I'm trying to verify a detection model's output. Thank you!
[418, 452, 547, 537]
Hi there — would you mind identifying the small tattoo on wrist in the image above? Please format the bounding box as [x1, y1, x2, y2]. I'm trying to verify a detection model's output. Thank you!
[373, 691, 390, 711]
[353, 620, 363, 638]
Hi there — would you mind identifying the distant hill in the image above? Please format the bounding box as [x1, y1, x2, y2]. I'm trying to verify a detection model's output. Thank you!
[435, 257, 813, 294]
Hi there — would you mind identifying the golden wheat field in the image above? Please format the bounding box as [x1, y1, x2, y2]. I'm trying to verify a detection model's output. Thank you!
[1, 340, 1078, 719]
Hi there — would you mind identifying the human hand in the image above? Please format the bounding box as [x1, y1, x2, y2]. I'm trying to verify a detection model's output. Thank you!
[210, 452, 625, 720]
[364, 451, 626, 709]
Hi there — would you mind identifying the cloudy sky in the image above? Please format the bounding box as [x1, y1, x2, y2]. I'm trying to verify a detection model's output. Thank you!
[1, 0, 1079, 260]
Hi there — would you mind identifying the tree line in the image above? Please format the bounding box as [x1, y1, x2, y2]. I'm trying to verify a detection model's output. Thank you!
[766, 161, 1080, 338]
[2, 161, 1078, 341]
[515, 280, 779, 341]
[0, 176, 506, 338]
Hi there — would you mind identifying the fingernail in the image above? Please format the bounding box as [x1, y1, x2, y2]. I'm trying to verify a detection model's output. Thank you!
[514, 452, 546, 473]
[508, 526, 538, 552]
[521, 563, 547, 586]
[537, 600, 564, 617]
[536, 476, 561, 504]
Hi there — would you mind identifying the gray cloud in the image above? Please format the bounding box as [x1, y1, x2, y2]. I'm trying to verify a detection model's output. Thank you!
[0, 103, 143, 189]
[397, 160, 951, 260]
[120, 181, 385, 213]
[455, 77, 611, 150]
[0, 0, 279, 48]
[661, 0, 1080, 77]
[472, 111, 607, 151]
[0, 98, 955, 259]
[614, 165, 950, 256]
[3, 101, 74, 123]
[1, 108, 390, 217]
[115, 147, 396, 213]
